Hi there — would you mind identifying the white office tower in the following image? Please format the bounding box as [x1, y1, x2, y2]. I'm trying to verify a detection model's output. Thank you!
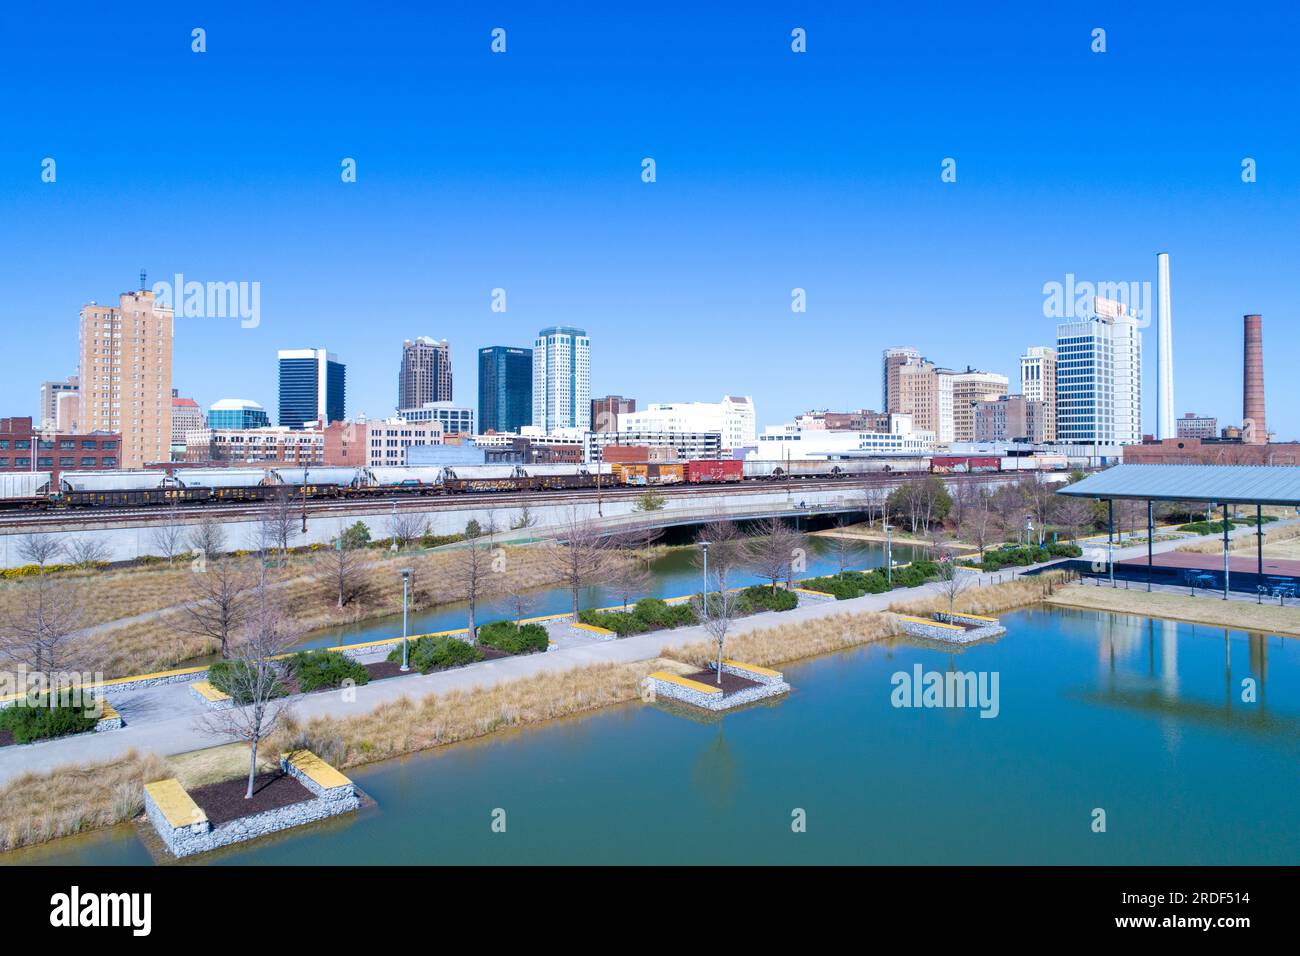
[532, 326, 591, 433]
[1155, 252, 1176, 440]
[1055, 297, 1143, 445]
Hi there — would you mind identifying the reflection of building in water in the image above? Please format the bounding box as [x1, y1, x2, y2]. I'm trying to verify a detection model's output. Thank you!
[1248, 633, 1269, 684]
[1097, 613, 1145, 670]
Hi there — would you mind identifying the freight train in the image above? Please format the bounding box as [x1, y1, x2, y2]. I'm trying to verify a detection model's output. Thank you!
[0, 453, 1053, 511]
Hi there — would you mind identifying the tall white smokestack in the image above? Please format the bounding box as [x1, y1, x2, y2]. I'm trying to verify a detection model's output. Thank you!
[1155, 252, 1175, 439]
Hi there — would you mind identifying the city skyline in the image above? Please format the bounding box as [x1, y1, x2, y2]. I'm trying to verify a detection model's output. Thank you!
[2, 5, 1296, 438]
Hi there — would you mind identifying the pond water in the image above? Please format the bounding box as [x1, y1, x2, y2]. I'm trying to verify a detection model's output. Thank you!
[14, 605, 1298, 865]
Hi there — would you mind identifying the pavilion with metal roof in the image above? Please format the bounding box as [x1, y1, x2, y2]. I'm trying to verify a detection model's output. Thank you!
[1056, 464, 1300, 597]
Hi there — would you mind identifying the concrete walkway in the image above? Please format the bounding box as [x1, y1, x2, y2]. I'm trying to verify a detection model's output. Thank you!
[0, 565, 1027, 784]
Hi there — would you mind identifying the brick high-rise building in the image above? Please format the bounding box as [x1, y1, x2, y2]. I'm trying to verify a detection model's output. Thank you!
[881, 347, 921, 414]
[79, 288, 174, 468]
[398, 337, 452, 410]
[951, 369, 1010, 443]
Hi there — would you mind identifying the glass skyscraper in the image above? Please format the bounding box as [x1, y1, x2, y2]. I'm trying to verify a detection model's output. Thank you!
[478, 346, 533, 433]
[532, 327, 590, 433]
[278, 349, 345, 429]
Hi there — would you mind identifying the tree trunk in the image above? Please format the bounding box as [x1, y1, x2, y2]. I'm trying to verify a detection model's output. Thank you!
[716, 640, 723, 685]
[246, 735, 259, 799]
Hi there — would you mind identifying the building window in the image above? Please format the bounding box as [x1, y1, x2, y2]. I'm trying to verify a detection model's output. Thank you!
[59, 457, 74, 467]
[81, 457, 97, 466]
[82, 440, 98, 449]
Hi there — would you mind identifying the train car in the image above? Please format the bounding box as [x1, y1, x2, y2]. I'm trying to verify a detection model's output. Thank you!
[362, 466, 447, 495]
[930, 455, 1001, 474]
[175, 468, 273, 504]
[652, 462, 684, 485]
[612, 462, 649, 486]
[685, 459, 743, 483]
[0, 472, 54, 510]
[55, 470, 189, 508]
[441, 465, 528, 494]
[270, 466, 364, 489]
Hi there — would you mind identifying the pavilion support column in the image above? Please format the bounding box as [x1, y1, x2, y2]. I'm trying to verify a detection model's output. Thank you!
[1222, 503, 1230, 600]
[1107, 499, 1115, 588]
[1257, 503, 1264, 583]
[1147, 499, 1153, 592]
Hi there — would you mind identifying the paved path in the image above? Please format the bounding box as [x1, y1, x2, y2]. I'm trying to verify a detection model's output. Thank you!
[0, 565, 1028, 783]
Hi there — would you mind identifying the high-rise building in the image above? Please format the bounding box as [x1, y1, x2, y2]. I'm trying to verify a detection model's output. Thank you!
[1019, 346, 1057, 443]
[1055, 298, 1142, 446]
[79, 287, 174, 468]
[38, 376, 78, 430]
[477, 346, 533, 433]
[1155, 253, 1176, 440]
[532, 326, 590, 433]
[590, 395, 636, 433]
[208, 398, 271, 430]
[398, 337, 452, 410]
[882, 347, 921, 413]
[950, 370, 1009, 442]
[278, 349, 345, 429]
[170, 396, 206, 458]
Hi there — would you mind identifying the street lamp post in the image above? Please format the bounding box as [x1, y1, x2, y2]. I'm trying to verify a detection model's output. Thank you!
[884, 523, 893, 588]
[399, 568, 414, 671]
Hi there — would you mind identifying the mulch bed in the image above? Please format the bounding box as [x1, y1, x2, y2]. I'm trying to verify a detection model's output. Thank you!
[364, 660, 409, 680]
[684, 669, 761, 695]
[0, 729, 14, 748]
[187, 771, 315, 826]
[477, 645, 513, 661]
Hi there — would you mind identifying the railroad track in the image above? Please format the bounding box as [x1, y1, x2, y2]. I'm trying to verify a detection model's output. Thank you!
[0, 472, 1023, 530]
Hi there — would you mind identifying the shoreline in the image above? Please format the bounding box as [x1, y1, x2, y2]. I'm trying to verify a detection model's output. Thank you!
[1045, 583, 1300, 638]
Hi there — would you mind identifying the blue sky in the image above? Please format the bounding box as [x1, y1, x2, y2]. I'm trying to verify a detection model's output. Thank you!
[2, 1, 1297, 438]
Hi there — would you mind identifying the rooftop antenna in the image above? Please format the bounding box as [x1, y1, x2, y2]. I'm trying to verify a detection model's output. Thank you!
[139, 268, 147, 291]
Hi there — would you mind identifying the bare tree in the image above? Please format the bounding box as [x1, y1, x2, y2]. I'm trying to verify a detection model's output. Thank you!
[550, 510, 615, 619]
[694, 517, 743, 595]
[322, 525, 368, 609]
[17, 534, 63, 572]
[504, 583, 536, 625]
[747, 517, 803, 592]
[1022, 474, 1056, 546]
[935, 557, 970, 616]
[960, 486, 996, 557]
[510, 505, 538, 531]
[451, 536, 492, 640]
[182, 559, 255, 658]
[1054, 495, 1094, 542]
[64, 537, 111, 570]
[388, 507, 425, 551]
[189, 516, 226, 563]
[198, 597, 298, 799]
[259, 486, 298, 559]
[828, 517, 861, 577]
[150, 500, 188, 565]
[607, 550, 654, 611]
[0, 578, 84, 673]
[694, 587, 740, 686]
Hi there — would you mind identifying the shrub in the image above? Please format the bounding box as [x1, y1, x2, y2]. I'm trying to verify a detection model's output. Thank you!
[0, 700, 99, 744]
[579, 597, 697, 635]
[207, 660, 289, 704]
[465, 519, 483, 539]
[289, 649, 370, 692]
[476, 621, 549, 655]
[736, 585, 798, 613]
[388, 635, 483, 673]
[1047, 542, 1082, 558]
[801, 569, 892, 599]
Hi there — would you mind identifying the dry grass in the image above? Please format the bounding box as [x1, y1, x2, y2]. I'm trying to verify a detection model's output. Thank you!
[888, 571, 1072, 617]
[270, 661, 654, 769]
[168, 742, 277, 789]
[0, 749, 171, 852]
[664, 610, 900, 669]
[1176, 521, 1300, 555]
[1046, 583, 1300, 637]
[6, 543, 571, 680]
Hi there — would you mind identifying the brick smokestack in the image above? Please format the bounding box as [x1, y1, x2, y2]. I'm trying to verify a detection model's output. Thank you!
[1243, 314, 1266, 444]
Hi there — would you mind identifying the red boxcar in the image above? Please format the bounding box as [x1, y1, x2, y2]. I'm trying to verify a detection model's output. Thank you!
[685, 459, 743, 483]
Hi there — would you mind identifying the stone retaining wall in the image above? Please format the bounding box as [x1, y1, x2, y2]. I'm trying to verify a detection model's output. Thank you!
[144, 752, 361, 859]
[900, 614, 1007, 644]
[648, 662, 791, 712]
